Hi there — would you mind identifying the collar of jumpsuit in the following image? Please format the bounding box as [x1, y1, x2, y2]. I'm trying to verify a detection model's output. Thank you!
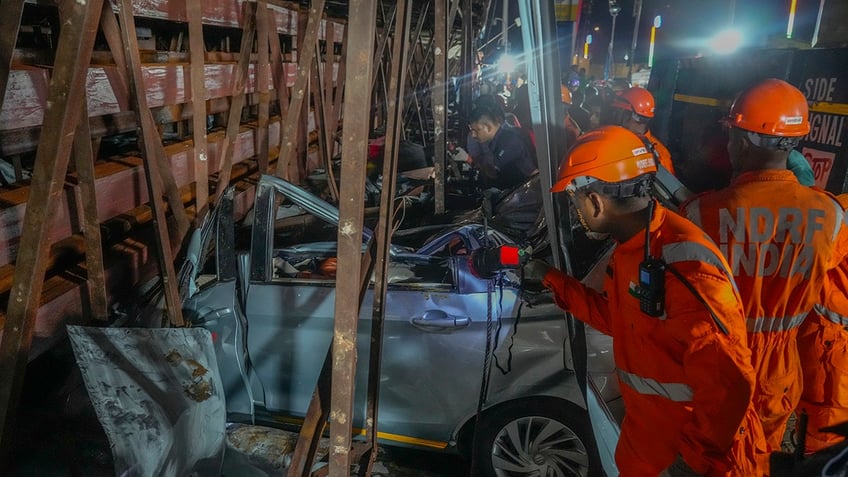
[612, 199, 664, 252]
[730, 168, 799, 186]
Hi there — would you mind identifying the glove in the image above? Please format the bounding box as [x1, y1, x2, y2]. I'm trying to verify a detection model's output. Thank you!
[523, 259, 552, 283]
[452, 146, 470, 163]
[658, 455, 701, 477]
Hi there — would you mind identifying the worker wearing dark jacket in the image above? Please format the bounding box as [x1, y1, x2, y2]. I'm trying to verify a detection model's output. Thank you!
[797, 193, 848, 453]
[680, 78, 848, 451]
[467, 105, 537, 190]
[525, 125, 766, 476]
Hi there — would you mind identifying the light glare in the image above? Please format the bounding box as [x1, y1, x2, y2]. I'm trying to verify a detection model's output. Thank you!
[497, 54, 516, 74]
[709, 28, 743, 54]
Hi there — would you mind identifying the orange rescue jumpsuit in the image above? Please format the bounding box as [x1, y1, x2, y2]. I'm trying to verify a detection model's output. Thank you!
[645, 129, 675, 175]
[681, 170, 848, 450]
[543, 205, 766, 476]
[797, 193, 848, 452]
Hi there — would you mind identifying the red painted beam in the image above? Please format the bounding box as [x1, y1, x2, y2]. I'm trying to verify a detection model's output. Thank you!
[0, 120, 282, 268]
[0, 63, 300, 131]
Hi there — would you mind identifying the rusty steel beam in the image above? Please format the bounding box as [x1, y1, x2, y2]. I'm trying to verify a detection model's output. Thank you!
[433, 0, 448, 214]
[212, 1, 257, 205]
[312, 51, 337, 202]
[267, 11, 291, 120]
[99, 3, 130, 114]
[116, 0, 184, 327]
[73, 101, 109, 322]
[0, 96, 260, 157]
[274, 0, 325, 180]
[0, 0, 25, 116]
[358, 0, 412, 474]
[0, 0, 104, 460]
[110, 0, 299, 35]
[328, 0, 378, 473]
[286, 347, 332, 477]
[187, 0, 209, 218]
[102, 0, 191, 242]
[256, 1, 271, 173]
[324, 24, 346, 193]
[369, 4, 396, 92]
[460, 0, 474, 134]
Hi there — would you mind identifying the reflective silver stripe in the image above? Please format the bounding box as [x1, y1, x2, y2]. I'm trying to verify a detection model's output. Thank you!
[746, 312, 807, 333]
[617, 369, 693, 402]
[815, 304, 848, 327]
[684, 198, 702, 227]
[663, 241, 728, 272]
[662, 240, 740, 294]
[830, 197, 844, 242]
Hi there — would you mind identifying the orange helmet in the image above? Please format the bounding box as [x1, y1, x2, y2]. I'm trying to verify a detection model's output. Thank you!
[611, 86, 655, 118]
[561, 85, 572, 105]
[724, 78, 809, 136]
[551, 125, 657, 192]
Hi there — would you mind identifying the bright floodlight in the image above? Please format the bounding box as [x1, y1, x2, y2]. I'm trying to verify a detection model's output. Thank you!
[497, 54, 516, 74]
[709, 28, 743, 54]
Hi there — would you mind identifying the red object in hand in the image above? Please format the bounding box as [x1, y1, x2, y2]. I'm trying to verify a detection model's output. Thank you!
[500, 245, 521, 266]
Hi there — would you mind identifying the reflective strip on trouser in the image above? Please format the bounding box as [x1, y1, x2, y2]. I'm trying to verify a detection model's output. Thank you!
[815, 304, 848, 327]
[617, 369, 694, 402]
[662, 240, 739, 294]
[746, 312, 807, 333]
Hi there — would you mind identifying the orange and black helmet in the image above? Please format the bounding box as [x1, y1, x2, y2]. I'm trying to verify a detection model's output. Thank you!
[611, 86, 655, 118]
[723, 78, 810, 137]
[551, 125, 656, 193]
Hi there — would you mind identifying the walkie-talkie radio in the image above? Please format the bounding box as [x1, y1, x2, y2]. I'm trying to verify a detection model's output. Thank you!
[637, 200, 665, 317]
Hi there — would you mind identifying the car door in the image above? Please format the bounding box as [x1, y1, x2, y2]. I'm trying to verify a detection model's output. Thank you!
[243, 248, 504, 448]
[241, 176, 525, 447]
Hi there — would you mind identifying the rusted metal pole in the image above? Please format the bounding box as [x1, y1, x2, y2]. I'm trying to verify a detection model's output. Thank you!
[328, 0, 378, 473]
[460, 0, 474, 134]
[274, 0, 326, 180]
[116, 0, 184, 327]
[325, 24, 346, 197]
[267, 12, 290, 120]
[358, 1, 412, 474]
[73, 100, 109, 322]
[187, 0, 209, 217]
[212, 1, 257, 205]
[433, 0, 448, 214]
[0, 0, 104, 460]
[312, 50, 338, 202]
[0, 0, 24, 115]
[256, 1, 271, 173]
[319, 21, 340, 201]
[100, 1, 190, 242]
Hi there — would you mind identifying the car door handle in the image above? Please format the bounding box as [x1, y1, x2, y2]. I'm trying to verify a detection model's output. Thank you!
[410, 310, 470, 331]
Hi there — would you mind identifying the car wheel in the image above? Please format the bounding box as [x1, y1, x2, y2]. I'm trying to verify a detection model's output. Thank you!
[473, 398, 600, 477]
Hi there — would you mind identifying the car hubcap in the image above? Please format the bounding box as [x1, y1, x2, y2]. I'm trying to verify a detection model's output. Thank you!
[491, 415, 589, 476]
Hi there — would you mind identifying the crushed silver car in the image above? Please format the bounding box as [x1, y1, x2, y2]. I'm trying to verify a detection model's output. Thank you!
[175, 174, 619, 476]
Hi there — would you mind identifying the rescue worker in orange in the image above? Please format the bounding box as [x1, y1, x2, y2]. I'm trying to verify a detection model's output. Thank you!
[524, 125, 766, 476]
[610, 86, 675, 175]
[797, 193, 848, 453]
[680, 78, 848, 451]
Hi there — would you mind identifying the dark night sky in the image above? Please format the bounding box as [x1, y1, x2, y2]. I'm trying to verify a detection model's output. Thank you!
[581, 0, 821, 64]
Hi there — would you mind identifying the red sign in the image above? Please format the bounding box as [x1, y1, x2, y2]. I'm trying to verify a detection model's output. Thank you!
[802, 147, 836, 189]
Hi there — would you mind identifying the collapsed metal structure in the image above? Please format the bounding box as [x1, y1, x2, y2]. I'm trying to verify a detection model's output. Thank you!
[0, 0, 497, 474]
